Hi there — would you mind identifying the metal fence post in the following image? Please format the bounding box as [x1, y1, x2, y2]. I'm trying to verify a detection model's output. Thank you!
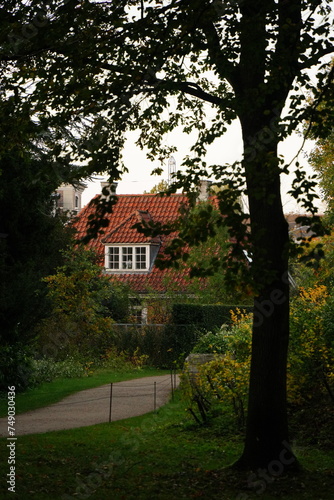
[154, 381, 157, 412]
[109, 383, 113, 423]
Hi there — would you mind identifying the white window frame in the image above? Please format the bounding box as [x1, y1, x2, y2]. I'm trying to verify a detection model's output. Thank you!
[108, 247, 120, 270]
[135, 246, 147, 270]
[105, 245, 149, 272]
[122, 246, 133, 270]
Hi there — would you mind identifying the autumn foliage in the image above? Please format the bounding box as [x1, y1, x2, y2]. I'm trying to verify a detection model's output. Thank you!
[182, 290, 334, 427]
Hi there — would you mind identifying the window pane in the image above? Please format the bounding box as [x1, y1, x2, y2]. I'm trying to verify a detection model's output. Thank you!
[109, 247, 119, 269]
[135, 247, 147, 269]
[122, 247, 133, 269]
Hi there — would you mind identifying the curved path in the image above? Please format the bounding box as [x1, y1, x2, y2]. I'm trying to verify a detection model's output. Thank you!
[0, 374, 179, 436]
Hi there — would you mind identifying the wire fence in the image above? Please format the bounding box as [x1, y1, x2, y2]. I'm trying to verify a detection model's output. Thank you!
[0, 371, 179, 436]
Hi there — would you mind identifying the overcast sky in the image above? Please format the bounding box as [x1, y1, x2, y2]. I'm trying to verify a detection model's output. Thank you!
[82, 118, 326, 215]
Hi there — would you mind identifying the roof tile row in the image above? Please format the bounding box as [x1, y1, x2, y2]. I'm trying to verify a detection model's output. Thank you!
[73, 193, 191, 293]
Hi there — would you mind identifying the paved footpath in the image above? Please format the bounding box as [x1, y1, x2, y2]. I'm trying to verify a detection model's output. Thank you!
[0, 374, 179, 436]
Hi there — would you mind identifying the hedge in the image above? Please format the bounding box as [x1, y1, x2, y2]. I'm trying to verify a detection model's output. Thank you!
[171, 303, 253, 331]
[108, 304, 253, 369]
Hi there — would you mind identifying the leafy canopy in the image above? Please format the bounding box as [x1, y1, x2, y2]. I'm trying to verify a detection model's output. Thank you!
[1, 1, 333, 186]
[308, 81, 334, 224]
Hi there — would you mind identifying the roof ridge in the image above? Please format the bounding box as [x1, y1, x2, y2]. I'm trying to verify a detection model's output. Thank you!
[101, 211, 143, 241]
[114, 193, 186, 198]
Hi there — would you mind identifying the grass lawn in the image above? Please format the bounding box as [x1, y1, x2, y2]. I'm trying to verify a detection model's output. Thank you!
[0, 367, 169, 417]
[1, 389, 333, 500]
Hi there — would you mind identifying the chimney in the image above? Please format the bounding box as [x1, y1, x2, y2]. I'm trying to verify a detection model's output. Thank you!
[100, 181, 117, 198]
[198, 180, 212, 201]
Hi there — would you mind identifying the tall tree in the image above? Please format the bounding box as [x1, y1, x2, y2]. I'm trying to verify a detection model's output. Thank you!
[306, 60, 334, 224]
[0, 98, 73, 346]
[147, 180, 170, 193]
[1, 0, 333, 468]
[0, 122, 72, 390]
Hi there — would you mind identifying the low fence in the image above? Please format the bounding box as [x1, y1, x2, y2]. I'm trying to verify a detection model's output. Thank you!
[0, 371, 179, 437]
[108, 369, 178, 422]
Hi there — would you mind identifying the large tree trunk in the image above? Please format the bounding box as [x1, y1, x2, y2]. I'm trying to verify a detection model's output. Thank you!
[234, 121, 298, 470]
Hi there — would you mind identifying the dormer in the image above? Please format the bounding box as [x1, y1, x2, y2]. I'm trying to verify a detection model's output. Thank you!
[102, 211, 161, 273]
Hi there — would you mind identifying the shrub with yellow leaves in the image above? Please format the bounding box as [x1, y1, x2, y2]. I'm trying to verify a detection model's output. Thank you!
[181, 311, 252, 428]
[289, 284, 334, 404]
[182, 291, 334, 428]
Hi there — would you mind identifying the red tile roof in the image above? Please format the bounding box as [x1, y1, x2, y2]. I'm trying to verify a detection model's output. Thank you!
[73, 193, 191, 293]
[101, 210, 161, 245]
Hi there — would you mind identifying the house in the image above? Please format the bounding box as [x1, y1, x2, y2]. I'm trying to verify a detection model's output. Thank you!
[285, 212, 321, 242]
[73, 182, 211, 321]
[54, 182, 86, 216]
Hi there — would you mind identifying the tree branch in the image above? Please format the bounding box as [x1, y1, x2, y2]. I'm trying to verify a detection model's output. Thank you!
[299, 45, 334, 71]
[169, 80, 224, 106]
[201, 19, 239, 89]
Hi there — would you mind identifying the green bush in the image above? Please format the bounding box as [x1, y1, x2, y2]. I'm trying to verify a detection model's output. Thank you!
[192, 330, 229, 354]
[101, 347, 148, 371]
[289, 284, 334, 404]
[34, 314, 116, 361]
[109, 323, 197, 368]
[172, 304, 204, 325]
[34, 246, 130, 361]
[171, 304, 253, 331]
[0, 353, 92, 394]
[322, 295, 334, 351]
[29, 357, 87, 385]
[191, 312, 252, 359]
[182, 312, 253, 428]
[0, 344, 34, 392]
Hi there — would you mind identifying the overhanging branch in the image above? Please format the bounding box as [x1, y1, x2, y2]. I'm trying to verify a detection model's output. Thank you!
[299, 45, 334, 71]
[170, 80, 224, 106]
[111, 72, 226, 107]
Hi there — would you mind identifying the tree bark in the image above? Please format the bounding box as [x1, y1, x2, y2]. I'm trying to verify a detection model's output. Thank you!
[234, 117, 297, 469]
[223, 0, 304, 469]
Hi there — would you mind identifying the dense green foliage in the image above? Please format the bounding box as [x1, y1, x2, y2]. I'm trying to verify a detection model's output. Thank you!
[182, 311, 252, 428]
[309, 129, 334, 225]
[0, 149, 72, 391]
[307, 60, 334, 224]
[29, 356, 88, 385]
[0, 344, 34, 393]
[34, 246, 131, 361]
[287, 237, 334, 407]
[181, 290, 334, 433]
[110, 323, 198, 368]
[0, 245, 132, 391]
[0, 153, 70, 346]
[289, 284, 334, 405]
[171, 303, 252, 331]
